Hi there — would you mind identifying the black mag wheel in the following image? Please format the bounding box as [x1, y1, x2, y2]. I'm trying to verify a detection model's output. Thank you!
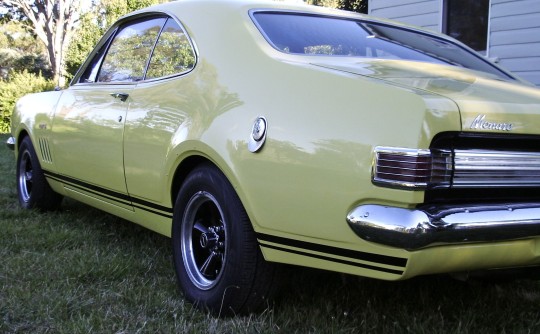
[18, 147, 34, 204]
[181, 190, 227, 290]
[16, 136, 62, 210]
[172, 164, 279, 316]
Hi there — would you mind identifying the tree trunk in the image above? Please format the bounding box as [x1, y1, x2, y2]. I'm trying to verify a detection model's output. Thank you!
[5, 0, 81, 87]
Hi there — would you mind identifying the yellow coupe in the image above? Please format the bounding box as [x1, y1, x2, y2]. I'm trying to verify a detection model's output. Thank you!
[8, 0, 540, 315]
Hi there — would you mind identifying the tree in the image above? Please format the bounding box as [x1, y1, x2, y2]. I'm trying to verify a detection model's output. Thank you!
[306, 0, 368, 14]
[0, 20, 51, 79]
[307, 0, 340, 8]
[340, 0, 368, 14]
[65, 0, 162, 80]
[2, 0, 83, 86]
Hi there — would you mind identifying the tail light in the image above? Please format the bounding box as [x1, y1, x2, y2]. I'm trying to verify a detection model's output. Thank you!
[373, 147, 540, 189]
[373, 147, 452, 189]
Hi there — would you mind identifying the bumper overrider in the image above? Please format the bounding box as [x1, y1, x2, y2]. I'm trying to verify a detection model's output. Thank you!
[347, 204, 540, 250]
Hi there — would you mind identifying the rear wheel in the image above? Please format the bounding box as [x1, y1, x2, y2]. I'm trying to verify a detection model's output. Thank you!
[172, 164, 279, 316]
[16, 136, 62, 210]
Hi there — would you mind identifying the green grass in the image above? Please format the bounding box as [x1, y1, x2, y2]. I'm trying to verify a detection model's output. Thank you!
[2, 132, 540, 333]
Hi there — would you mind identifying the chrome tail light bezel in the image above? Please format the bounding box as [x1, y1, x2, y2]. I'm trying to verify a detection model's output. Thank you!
[373, 146, 540, 190]
[372, 147, 452, 189]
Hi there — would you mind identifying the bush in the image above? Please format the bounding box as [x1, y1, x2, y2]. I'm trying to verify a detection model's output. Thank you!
[0, 70, 55, 133]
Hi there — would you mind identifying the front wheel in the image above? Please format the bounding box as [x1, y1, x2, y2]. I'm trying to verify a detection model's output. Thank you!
[16, 136, 62, 210]
[172, 164, 279, 316]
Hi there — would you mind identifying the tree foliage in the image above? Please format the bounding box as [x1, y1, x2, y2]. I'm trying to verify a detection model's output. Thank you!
[0, 71, 55, 133]
[65, 0, 162, 81]
[2, 0, 83, 86]
[307, 0, 368, 13]
[0, 20, 50, 80]
[101, 0, 162, 27]
[64, 8, 103, 81]
[339, 0, 368, 13]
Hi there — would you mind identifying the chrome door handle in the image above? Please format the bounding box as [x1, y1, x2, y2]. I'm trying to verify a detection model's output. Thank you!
[110, 92, 129, 102]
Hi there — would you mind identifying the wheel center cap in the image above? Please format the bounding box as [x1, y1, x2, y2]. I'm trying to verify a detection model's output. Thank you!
[200, 232, 218, 249]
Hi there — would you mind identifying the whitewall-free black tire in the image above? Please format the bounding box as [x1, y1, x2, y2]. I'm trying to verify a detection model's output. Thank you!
[16, 136, 62, 210]
[172, 164, 279, 316]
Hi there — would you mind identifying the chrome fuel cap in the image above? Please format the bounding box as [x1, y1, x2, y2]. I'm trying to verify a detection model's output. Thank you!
[248, 116, 267, 153]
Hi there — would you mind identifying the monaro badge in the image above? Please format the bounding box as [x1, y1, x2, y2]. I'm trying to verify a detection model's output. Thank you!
[470, 114, 513, 131]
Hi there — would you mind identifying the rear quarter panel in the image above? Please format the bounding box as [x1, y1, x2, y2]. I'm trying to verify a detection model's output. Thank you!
[155, 2, 461, 259]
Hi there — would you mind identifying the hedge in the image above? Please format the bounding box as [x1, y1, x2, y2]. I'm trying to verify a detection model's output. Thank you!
[0, 71, 55, 133]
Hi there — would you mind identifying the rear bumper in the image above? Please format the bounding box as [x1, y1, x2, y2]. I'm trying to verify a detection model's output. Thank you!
[346, 203, 540, 250]
[6, 136, 15, 151]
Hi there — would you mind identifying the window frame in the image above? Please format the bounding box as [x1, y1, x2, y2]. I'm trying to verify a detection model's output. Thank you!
[441, 0, 489, 54]
[71, 12, 198, 86]
[144, 17, 198, 81]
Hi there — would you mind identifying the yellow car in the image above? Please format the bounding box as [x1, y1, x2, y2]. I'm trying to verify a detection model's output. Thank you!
[8, 0, 540, 315]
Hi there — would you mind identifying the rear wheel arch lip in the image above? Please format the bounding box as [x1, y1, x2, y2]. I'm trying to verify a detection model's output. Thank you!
[170, 153, 242, 202]
[168, 148, 257, 230]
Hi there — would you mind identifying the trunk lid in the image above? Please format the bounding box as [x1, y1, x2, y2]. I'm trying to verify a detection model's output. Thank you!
[313, 59, 540, 135]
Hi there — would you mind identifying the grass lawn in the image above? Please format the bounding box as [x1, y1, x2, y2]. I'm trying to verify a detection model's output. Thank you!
[2, 132, 540, 333]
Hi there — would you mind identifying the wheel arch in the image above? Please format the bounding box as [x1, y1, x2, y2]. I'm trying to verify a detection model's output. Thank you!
[15, 129, 30, 153]
[169, 152, 251, 224]
[170, 154, 211, 205]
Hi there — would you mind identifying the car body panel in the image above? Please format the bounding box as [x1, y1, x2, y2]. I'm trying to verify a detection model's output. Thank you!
[51, 84, 135, 210]
[10, 0, 540, 282]
[314, 59, 540, 135]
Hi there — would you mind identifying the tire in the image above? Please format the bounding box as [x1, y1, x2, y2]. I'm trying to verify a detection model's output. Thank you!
[172, 164, 279, 316]
[16, 136, 63, 210]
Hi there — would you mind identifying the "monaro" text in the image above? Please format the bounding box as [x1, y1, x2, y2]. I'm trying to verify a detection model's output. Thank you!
[470, 114, 513, 131]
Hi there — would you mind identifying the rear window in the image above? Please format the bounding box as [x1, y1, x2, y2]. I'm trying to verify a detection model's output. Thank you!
[252, 12, 514, 81]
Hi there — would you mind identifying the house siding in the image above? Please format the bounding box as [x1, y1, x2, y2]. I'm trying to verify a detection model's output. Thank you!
[489, 0, 540, 85]
[368, 0, 540, 86]
[368, 0, 442, 32]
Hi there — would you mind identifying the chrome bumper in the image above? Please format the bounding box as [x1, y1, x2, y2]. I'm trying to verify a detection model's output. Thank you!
[6, 136, 15, 151]
[346, 204, 540, 250]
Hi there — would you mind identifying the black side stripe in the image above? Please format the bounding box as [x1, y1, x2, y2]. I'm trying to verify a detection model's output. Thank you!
[43, 170, 173, 217]
[44, 170, 130, 201]
[46, 174, 132, 207]
[256, 233, 407, 268]
[261, 243, 404, 275]
[132, 204, 172, 219]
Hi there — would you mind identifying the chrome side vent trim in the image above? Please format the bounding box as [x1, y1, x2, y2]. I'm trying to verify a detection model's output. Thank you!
[38, 137, 53, 164]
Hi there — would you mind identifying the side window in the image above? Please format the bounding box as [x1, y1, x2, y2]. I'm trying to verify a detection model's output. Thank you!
[97, 17, 166, 83]
[79, 47, 107, 83]
[78, 32, 115, 84]
[145, 18, 196, 80]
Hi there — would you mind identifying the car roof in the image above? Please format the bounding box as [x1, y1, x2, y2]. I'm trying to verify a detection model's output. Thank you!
[126, 0, 365, 22]
[122, 0, 437, 38]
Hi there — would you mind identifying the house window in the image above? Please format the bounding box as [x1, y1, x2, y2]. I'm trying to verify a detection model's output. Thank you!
[444, 0, 489, 53]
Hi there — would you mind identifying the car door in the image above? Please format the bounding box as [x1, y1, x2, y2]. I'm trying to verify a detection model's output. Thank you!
[52, 17, 167, 210]
[123, 17, 197, 206]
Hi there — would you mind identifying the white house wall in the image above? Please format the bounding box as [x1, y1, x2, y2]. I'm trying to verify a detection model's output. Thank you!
[368, 0, 442, 32]
[489, 0, 540, 85]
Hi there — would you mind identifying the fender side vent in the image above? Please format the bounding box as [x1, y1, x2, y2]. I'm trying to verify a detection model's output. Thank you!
[38, 138, 53, 164]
